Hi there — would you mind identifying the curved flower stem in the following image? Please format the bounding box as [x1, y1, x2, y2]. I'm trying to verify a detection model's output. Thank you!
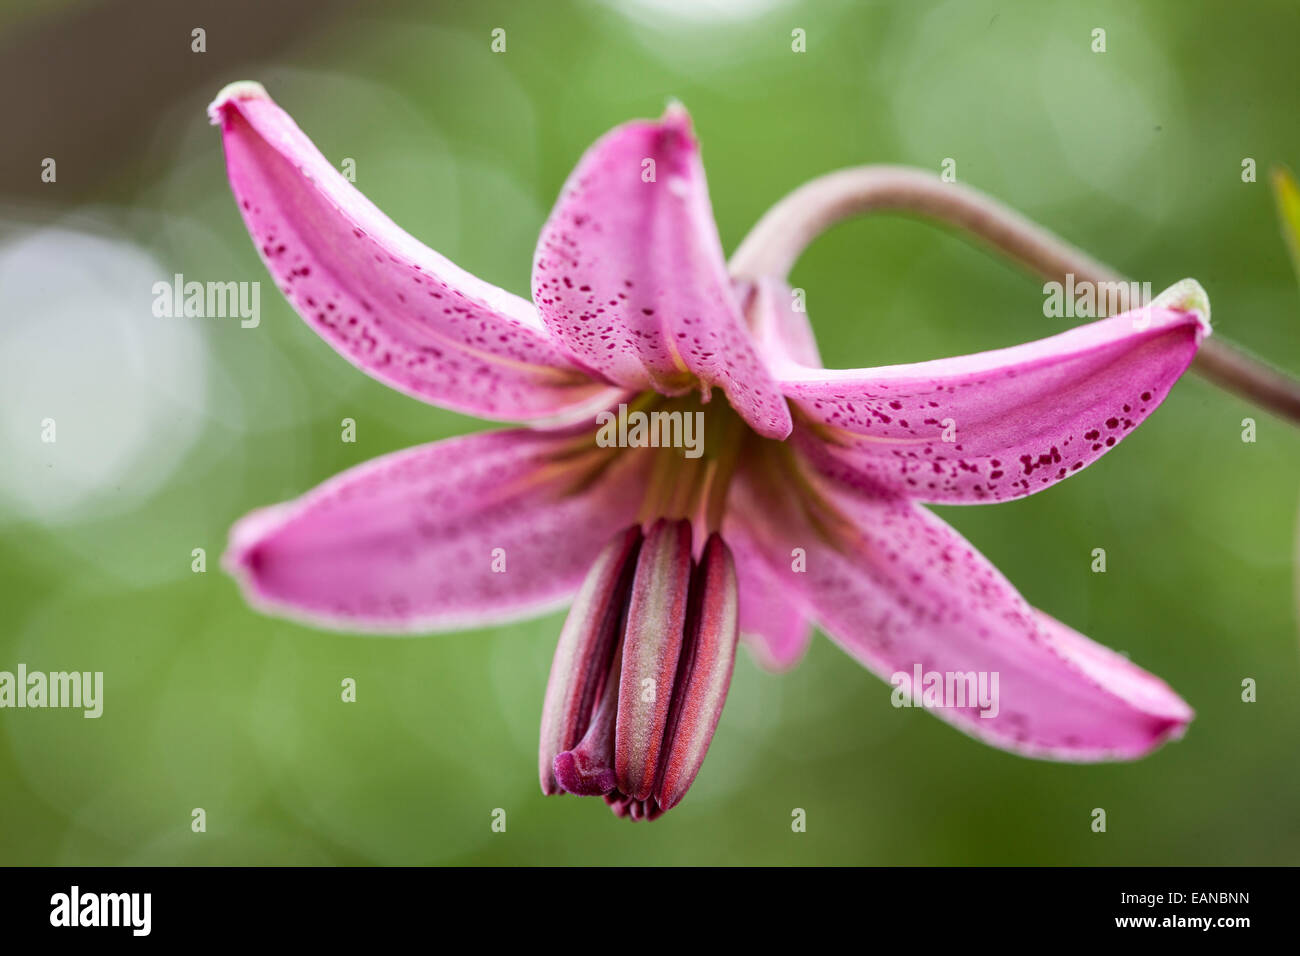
[731, 165, 1300, 425]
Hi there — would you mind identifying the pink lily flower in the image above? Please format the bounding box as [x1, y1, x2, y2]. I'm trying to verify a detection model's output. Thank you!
[210, 82, 1208, 821]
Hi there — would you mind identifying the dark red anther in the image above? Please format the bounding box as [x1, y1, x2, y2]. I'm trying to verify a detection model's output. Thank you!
[537, 525, 641, 794]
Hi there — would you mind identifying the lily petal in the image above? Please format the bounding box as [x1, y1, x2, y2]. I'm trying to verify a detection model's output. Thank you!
[209, 81, 615, 423]
[223, 426, 648, 633]
[779, 281, 1210, 503]
[742, 277, 824, 369]
[532, 103, 793, 439]
[730, 458, 1193, 760]
[724, 515, 813, 671]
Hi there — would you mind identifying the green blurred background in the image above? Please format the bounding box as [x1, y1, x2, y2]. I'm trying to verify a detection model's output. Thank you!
[2, 0, 1298, 865]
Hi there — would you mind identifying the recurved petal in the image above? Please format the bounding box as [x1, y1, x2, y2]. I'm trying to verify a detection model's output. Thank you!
[741, 277, 824, 370]
[728, 460, 1193, 761]
[532, 103, 793, 439]
[781, 281, 1210, 504]
[209, 81, 615, 423]
[223, 426, 648, 633]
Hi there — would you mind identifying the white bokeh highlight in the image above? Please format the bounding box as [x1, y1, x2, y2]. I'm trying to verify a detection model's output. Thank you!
[0, 222, 210, 524]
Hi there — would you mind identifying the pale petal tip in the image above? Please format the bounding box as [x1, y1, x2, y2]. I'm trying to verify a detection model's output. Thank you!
[1142, 688, 1195, 753]
[662, 98, 692, 128]
[658, 100, 697, 149]
[1153, 278, 1212, 338]
[740, 631, 802, 673]
[207, 80, 270, 125]
[220, 502, 289, 582]
[1131, 704, 1193, 760]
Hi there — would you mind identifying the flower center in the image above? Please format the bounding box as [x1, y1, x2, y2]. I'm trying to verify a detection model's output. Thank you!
[624, 390, 750, 534]
[535, 390, 751, 819]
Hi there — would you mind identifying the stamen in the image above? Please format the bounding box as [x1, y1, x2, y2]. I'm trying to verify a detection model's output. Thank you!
[603, 791, 665, 822]
[604, 790, 633, 818]
[538, 525, 641, 795]
[654, 533, 740, 811]
[614, 518, 694, 801]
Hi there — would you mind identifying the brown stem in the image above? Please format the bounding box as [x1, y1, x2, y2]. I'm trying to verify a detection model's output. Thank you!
[731, 165, 1300, 425]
